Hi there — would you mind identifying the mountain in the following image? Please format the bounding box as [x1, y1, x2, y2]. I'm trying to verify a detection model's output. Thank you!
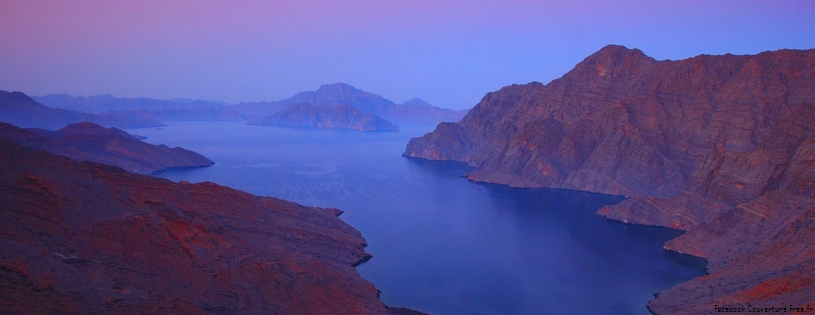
[0, 91, 165, 129]
[32, 84, 467, 125]
[0, 121, 213, 174]
[404, 45, 815, 313]
[248, 103, 399, 132]
[0, 140, 389, 314]
[34, 93, 244, 122]
[33, 93, 227, 113]
[235, 83, 468, 124]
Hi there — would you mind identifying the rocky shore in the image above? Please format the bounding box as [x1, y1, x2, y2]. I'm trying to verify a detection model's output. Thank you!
[0, 140, 393, 314]
[404, 45, 815, 313]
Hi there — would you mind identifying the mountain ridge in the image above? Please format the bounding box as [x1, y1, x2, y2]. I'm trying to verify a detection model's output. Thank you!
[0, 91, 165, 129]
[404, 44, 815, 313]
[36, 84, 469, 125]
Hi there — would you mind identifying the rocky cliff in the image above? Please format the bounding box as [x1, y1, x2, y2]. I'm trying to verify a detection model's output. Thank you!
[0, 91, 165, 129]
[0, 122, 213, 174]
[404, 45, 815, 313]
[248, 102, 399, 132]
[0, 140, 389, 314]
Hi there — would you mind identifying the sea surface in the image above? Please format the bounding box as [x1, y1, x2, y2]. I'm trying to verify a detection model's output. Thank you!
[133, 121, 706, 315]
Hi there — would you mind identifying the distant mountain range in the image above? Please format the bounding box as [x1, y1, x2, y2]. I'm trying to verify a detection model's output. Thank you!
[0, 91, 165, 129]
[34, 83, 469, 126]
[32, 94, 228, 113]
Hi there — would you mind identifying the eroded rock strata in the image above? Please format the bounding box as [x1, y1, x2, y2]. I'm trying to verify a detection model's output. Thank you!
[248, 102, 399, 132]
[0, 140, 388, 314]
[404, 45, 815, 313]
[0, 122, 213, 174]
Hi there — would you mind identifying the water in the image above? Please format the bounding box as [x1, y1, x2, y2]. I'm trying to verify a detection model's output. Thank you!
[131, 121, 706, 315]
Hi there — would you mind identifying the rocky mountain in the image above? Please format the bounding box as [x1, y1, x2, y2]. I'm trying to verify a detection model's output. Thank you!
[0, 140, 389, 314]
[404, 45, 815, 313]
[0, 121, 213, 174]
[235, 83, 468, 124]
[248, 103, 399, 132]
[0, 91, 165, 129]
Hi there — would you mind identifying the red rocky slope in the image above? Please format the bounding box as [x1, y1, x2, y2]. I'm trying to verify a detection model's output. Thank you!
[404, 45, 815, 313]
[0, 140, 388, 314]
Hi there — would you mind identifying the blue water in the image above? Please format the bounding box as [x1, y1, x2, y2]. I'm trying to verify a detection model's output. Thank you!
[132, 121, 705, 315]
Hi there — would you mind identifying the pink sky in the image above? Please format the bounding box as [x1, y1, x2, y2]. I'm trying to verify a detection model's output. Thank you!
[1, 0, 813, 109]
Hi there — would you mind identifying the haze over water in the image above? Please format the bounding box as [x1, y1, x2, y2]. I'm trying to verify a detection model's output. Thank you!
[137, 121, 705, 315]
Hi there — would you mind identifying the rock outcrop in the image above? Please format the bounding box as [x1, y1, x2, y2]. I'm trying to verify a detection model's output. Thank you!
[0, 91, 165, 129]
[248, 102, 399, 132]
[0, 122, 213, 174]
[404, 45, 815, 313]
[0, 140, 388, 314]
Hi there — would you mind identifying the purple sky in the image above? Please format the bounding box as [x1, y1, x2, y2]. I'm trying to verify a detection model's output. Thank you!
[1, 0, 813, 109]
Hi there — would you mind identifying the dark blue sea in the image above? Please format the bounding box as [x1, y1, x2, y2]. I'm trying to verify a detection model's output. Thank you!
[132, 121, 705, 315]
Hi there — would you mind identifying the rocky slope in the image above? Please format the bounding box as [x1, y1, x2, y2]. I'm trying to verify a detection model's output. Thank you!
[0, 140, 390, 314]
[0, 121, 213, 174]
[404, 45, 815, 313]
[0, 91, 165, 129]
[248, 102, 399, 132]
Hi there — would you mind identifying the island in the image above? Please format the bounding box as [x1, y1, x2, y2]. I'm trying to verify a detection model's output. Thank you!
[248, 102, 399, 132]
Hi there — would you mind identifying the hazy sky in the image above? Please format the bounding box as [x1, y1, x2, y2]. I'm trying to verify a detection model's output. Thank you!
[1, 0, 813, 109]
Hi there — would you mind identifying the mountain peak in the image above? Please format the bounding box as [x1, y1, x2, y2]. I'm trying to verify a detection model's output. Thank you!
[571, 44, 655, 78]
[316, 83, 362, 94]
[402, 98, 432, 107]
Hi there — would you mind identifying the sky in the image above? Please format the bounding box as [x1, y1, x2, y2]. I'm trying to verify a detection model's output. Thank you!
[1, 0, 813, 110]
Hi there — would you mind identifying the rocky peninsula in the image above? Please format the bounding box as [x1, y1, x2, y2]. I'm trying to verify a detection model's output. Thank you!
[404, 45, 815, 313]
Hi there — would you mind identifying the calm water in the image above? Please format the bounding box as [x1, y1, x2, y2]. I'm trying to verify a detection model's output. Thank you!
[132, 121, 705, 315]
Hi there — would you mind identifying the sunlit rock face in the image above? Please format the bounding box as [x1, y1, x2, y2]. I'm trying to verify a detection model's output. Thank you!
[0, 140, 388, 314]
[405, 45, 815, 313]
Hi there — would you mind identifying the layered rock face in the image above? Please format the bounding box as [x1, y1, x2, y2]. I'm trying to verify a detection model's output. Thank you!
[0, 91, 165, 129]
[0, 122, 213, 174]
[404, 45, 815, 313]
[0, 140, 387, 314]
[248, 102, 399, 132]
